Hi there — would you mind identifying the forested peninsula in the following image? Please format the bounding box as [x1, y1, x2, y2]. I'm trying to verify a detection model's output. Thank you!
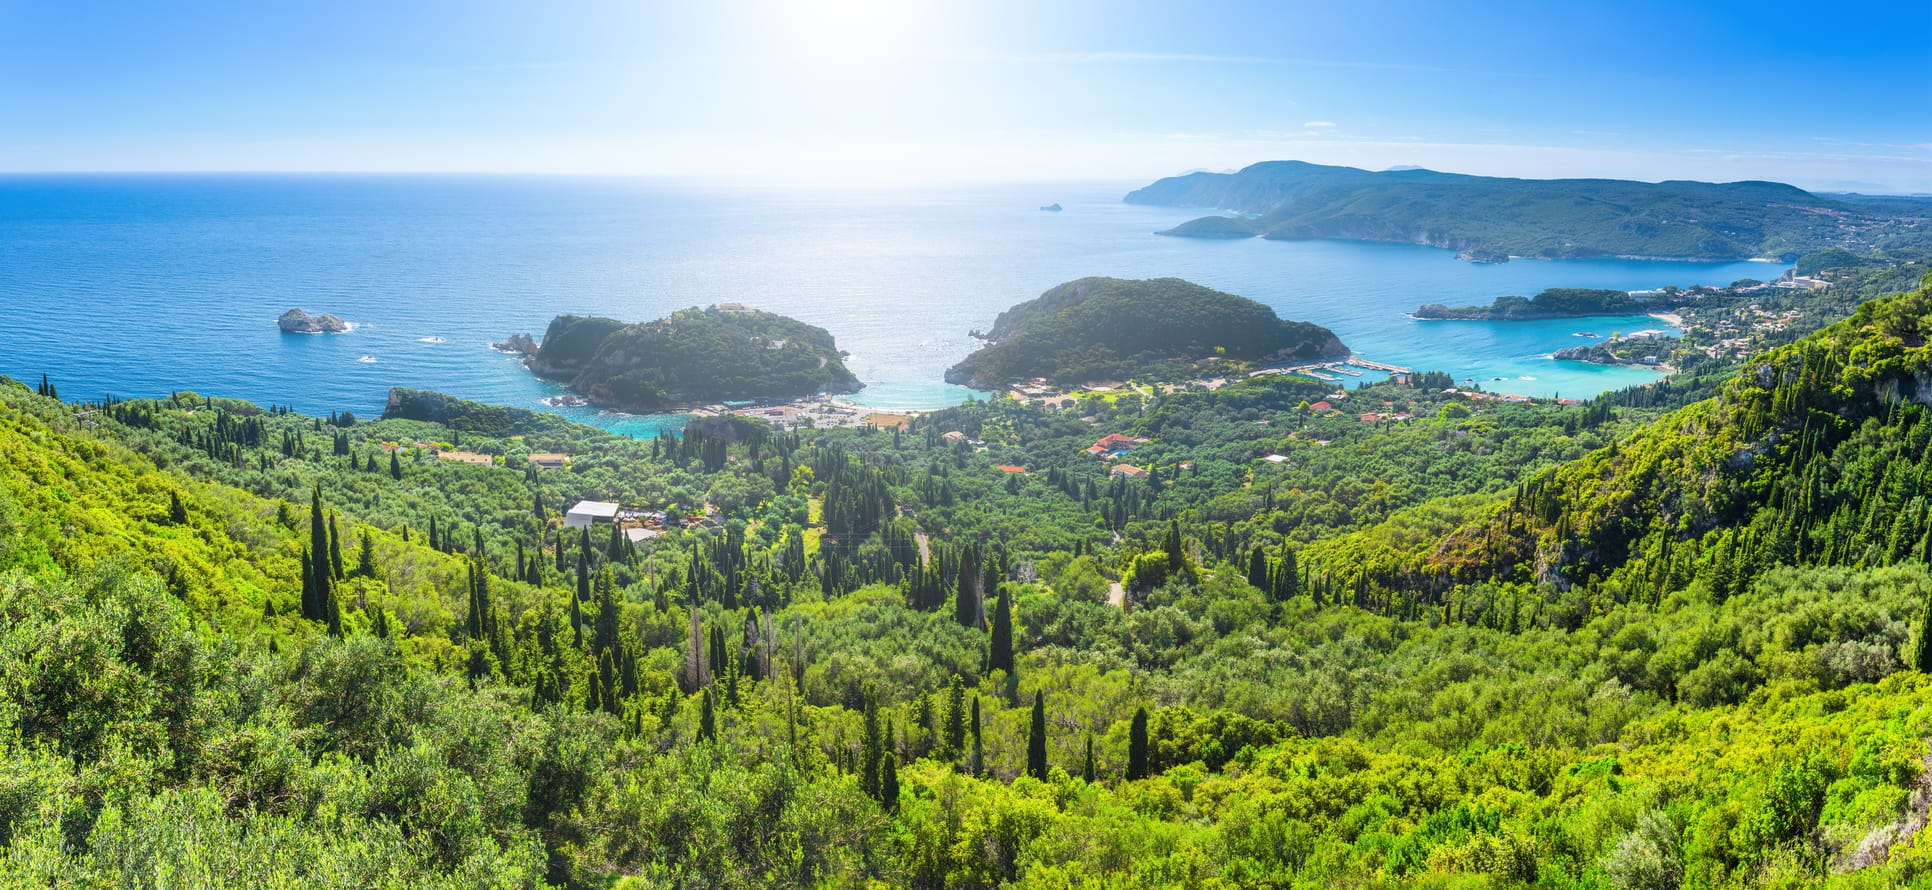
[1413, 287, 1645, 320]
[1127, 160, 1932, 261]
[512, 306, 861, 413]
[945, 276, 1345, 388]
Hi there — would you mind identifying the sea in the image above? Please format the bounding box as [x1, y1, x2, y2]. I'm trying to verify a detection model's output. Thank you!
[0, 175, 1784, 437]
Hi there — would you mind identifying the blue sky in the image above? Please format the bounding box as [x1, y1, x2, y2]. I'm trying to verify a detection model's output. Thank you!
[2, 0, 1929, 190]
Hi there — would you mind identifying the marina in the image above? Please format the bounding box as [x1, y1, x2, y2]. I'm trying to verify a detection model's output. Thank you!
[1254, 355, 1415, 385]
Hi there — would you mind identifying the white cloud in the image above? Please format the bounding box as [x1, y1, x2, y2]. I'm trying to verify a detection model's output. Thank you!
[1303, 121, 1337, 128]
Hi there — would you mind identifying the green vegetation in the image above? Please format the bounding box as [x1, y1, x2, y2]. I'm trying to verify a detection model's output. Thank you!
[9, 257, 1932, 885]
[945, 277, 1345, 388]
[521, 306, 861, 412]
[1128, 160, 1932, 261]
[1415, 287, 1643, 320]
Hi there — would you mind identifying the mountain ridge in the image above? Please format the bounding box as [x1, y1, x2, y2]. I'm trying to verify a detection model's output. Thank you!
[1126, 160, 1932, 261]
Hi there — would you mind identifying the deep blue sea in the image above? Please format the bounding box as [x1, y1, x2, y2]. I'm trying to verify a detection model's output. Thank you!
[0, 175, 1783, 436]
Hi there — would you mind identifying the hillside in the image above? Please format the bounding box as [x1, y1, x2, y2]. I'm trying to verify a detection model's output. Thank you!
[520, 306, 861, 412]
[1126, 160, 1932, 261]
[944, 277, 1345, 388]
[1308, 270, 1932, 610]
[9, 258, 1932, 886]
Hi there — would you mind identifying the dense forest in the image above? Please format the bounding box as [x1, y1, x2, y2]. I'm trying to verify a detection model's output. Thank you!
[1126, 160, 1932, 261]
[520, 306, 862, 413]
[945, 277, 1345, 388]
[6, 259, 1932, 886]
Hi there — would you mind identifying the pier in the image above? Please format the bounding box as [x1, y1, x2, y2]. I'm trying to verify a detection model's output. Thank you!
[1347, 356, 1414, 374]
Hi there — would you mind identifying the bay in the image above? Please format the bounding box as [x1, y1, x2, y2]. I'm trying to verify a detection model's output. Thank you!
[0, 174, 1782, 434]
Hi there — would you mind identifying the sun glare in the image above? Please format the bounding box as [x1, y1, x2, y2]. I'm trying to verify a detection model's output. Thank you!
[767, 0, 936, 79]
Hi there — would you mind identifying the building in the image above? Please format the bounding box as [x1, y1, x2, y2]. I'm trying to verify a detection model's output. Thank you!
[564, 500, 620, 529]
[1085, 433, 1145, 456]
[435, 450, 492, 466]
[942, 431, 969, 444]
[996, 465, 1026, 474]
[528, 452, 569, 470]
[624, 527, 663, 544]
[1110, 464, 1148, 478]
[1308, 401, 1335, 413]
[1261, 454, 1289, 464]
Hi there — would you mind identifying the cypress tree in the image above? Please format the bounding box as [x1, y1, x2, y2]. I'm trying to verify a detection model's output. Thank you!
[944, 675, 967, 758]
[1127, 707, 1150, 780]
[1027, 690, 1048, 781]
[698, 688, 717, 742]
[307, 487, 333, 621]
[168, 491, 189, 525]
[880, 751, 900, 812]
[595, 566, 621, 658]
[598, 649, 620, 715]
[1276, 546, 1299, 600]
[357, 529, 376, 578]
[570, 582, 586, 650]
[1082, 734, 1096, 783]
[989, 588, 1015, 675]
[299, 547, 316, 621]
[1163, 520, 1186, 578]
[954, 550, 981, 628]
[389, 450, 402, 480]
[329, 513, 345, 580]
[1246, 546, 1269, 592]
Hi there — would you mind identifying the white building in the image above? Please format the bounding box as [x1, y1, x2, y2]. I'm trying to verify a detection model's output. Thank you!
[564, 500, 619, 529]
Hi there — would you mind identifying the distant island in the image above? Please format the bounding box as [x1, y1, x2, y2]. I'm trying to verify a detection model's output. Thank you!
[277, 308, 349, 333]
[1414, 288, 1645, 320]
[507, 304, 861, 414]
[1125, 160, 1932, 261]
[945, 277, 1345, 389]
[1039, 203, 1062, 212]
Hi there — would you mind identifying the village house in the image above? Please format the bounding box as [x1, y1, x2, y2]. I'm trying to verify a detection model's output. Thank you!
[942, 431, 969, 444]
[1109, 464, 1148, 478]
[435, 450, 492, 466]
[528, 452, 569, 470]
[1085, 433, 1146, 457]
[996, 465, 1026, 474]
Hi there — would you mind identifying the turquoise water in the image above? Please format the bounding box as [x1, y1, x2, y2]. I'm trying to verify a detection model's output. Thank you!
[0, 175, 1780, 432]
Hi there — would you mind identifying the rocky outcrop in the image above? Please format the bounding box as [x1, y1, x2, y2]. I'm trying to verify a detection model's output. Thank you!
[493, 332, 539, 356]
[278, 308, 349, 333]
